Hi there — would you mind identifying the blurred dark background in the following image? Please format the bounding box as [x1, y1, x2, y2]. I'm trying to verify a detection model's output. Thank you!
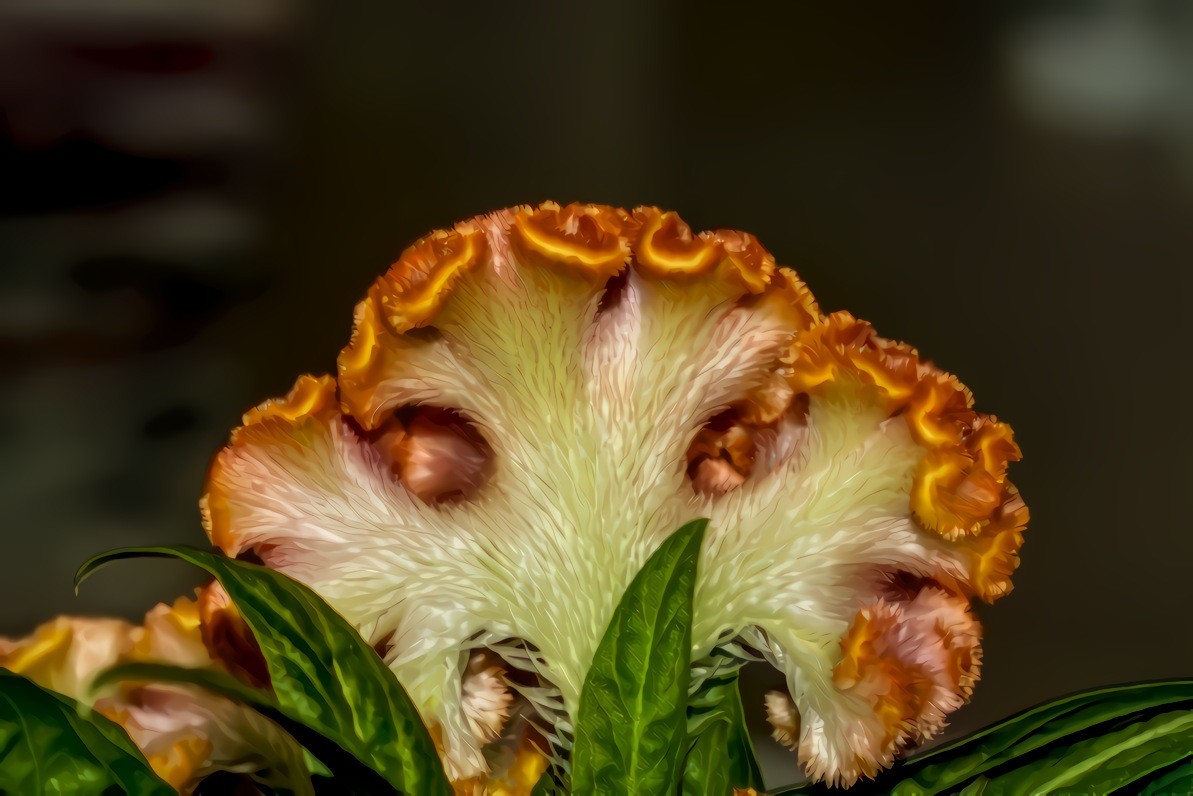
[2, 1, 1191, 787]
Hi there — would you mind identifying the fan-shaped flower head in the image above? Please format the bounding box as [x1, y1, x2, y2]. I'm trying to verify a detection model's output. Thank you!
[201, 203, 1027, 786]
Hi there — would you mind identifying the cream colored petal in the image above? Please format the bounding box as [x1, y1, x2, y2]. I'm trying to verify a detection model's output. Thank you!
[204, 406, 501, 778]
[0, 616, 136, 700]
[460, 653, 513, 744]
[765, 690, 800, 751]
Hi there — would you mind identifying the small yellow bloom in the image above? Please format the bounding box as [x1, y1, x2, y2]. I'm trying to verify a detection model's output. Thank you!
[1, 587, 303, 794]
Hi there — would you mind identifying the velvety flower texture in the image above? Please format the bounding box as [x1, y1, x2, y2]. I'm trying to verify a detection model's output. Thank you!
[3, 203, 1027, 792]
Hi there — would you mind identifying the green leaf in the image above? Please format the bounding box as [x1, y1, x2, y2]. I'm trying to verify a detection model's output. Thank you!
[571, 518, 707, 795]
[683, 717, 733, 796]
[960, 709, 1193, 795]
[682, 659, 763, 795]
[1139, 759, 1193, 795]
[890, 679, 1193, 795]
[0, 668, 172, 795]
[76, 545, 451, 796]
[773, 679, 1193, 796]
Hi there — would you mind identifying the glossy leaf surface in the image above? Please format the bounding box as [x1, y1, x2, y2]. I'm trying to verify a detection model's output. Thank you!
[78, 545, 450, 796]
[0, 668, 172, 796]
[776, 679, 1193, 795]
[682, 662, 763, 795]
[571, 519, 706, 795]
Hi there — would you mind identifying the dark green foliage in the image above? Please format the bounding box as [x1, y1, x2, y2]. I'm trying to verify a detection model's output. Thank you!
[76, 545, 450, 796]
[682, 658, 763, 795]
[776, 679, 1193, 795]
[0, 668, 172, 796]
[0, 532, 1181, 795]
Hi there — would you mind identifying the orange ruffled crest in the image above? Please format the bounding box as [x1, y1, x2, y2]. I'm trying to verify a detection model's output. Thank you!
[338, 203, 820, 430]
[962, 486, 1029, 603]
[910, 418, 1022, 539]
[239, 374, 339, 435]
[833, 603, 926, 761]
[630, 208, 722, 278]
[785, 313, 978, 442]
[784, 311, 1026, 575]
[204, 374, 339, 554]
[754, 266, 822, 331]
[509, 201, 629, 281]
[787, 312, 921, 411]
[372, 225, 488, 333]
[336, 224, 487, 418]
[969, 417, 1021, 480]
[629, 207, 775, 295]
[911, 448, 1002, 539]
[903, 373, 976, 450]
[337, 296, 403, 429]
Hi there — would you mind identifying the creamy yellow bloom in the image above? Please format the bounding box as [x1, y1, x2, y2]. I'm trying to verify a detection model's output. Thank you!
[0, 588, 305, 793]
[199, 203, 1026, 786]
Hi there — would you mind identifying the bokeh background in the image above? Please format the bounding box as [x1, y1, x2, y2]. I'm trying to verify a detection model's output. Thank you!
[2, 0, 1191, 788]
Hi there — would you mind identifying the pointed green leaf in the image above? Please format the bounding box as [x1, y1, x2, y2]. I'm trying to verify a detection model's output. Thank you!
[683, 717, 733, 796]
[77, 545, 450, 795]
[571, 518, 707, 795]
[682, 661, 763, 795]
[773, 679, 1193, 795]
[961, 709, 1193, 795]
[1139, 760, 1193, 795]
[0, 668, 172, 795]
[890, 679, 1193, 795]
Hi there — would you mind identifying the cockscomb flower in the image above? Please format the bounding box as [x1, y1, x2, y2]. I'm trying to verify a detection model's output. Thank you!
[0, 585, 305, 791]
[198, 202, 1027, 787]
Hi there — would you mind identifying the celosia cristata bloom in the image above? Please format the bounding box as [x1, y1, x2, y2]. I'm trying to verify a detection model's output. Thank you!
[198, 202, 1024, 786]
[0, 203, 1027, 791]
